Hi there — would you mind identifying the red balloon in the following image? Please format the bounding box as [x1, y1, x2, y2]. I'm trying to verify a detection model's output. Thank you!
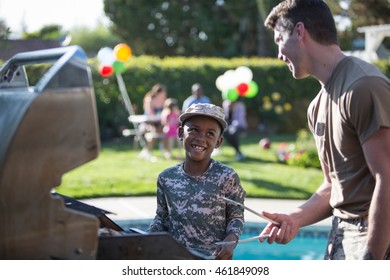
[99, 64, 114, 77]
[237, 82, 249, 96]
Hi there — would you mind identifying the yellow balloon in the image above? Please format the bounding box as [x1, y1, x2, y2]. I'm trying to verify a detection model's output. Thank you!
[114, 43, 132, 62]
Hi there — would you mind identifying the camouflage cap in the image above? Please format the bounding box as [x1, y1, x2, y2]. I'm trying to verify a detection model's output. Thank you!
[180, 103, 227, 131]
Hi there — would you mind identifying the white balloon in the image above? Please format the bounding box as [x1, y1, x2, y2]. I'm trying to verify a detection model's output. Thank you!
[235, 66, 253, 83]
[97, 47, 115, 66]
[223, 69, 239, 89]
[215, 75, 227, 91]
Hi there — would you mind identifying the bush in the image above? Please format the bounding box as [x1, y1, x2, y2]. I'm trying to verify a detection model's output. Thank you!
[276, 128, 321, 169]
[15, 54, 390, 140]
[90, 55, 322, 138]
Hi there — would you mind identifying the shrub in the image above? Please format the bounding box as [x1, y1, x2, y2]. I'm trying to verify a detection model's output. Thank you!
[276, 128, 321, 169]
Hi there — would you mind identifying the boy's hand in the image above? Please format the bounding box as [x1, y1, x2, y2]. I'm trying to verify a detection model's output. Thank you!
[212, 233, 238, 260]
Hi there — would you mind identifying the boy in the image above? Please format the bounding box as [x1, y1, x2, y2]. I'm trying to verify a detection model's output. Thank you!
[148, 103, 246, 260]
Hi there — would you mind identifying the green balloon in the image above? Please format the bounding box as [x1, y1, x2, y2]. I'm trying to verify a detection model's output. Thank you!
[226, 88, 239, 102]
[245, 81, 259, 98]
[113, 60, 126, 74]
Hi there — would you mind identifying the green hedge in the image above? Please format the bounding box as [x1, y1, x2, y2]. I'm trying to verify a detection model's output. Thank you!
[91, 56, 390, 139]
[6, 55, 389, 140]
[90, 56, 323, 139]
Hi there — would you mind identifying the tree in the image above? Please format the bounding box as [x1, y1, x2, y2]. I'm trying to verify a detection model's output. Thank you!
[69, 24, 122, 56]
[348, 0, 390, 49]
[326, 0, 390, 50]
[348, 0, 390, 28]
[255, 0, 282, 57]
[0, 19, 11, 39]
[103, 0, 390, 58]
[103, 0, 259, 57]
[22, 24, 64, 40]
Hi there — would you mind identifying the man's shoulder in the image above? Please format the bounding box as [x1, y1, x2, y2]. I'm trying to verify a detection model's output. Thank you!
[344, 56, 387, 79]
[183, 95, 195, 102]
[201, 96, 211, 102]
[182, 96, 195, 110]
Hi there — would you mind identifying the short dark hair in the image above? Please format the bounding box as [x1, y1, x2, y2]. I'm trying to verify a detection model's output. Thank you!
[264, 0, 338, 46]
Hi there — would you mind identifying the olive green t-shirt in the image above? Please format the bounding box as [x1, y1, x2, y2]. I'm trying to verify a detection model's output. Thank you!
[308, 56, 390, 219]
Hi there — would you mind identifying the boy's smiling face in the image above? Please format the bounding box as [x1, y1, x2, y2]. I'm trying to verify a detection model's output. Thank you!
[179, 115, 224, 162]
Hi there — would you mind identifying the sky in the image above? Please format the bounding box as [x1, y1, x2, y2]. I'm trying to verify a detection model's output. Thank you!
[0, 0, 109, 37]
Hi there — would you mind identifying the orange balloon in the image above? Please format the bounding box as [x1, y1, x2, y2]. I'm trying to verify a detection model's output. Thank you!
[114, 43, 132, 62]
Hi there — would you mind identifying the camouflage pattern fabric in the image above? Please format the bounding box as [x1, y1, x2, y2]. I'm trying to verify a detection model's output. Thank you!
[325, 216, 390, 260]
[147, 159, 246, 256]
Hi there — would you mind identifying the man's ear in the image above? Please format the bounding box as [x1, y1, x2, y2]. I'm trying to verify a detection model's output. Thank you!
[295, 22, 305, 40]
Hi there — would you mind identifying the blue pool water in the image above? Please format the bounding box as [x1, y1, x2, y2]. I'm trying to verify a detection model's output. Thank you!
[234, 222, 329, 260]
[116, 220, 329, 260]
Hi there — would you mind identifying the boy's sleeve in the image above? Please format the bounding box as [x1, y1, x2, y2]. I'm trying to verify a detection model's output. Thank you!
[225, 173, 246, 238]
[147, 179, 169, 232]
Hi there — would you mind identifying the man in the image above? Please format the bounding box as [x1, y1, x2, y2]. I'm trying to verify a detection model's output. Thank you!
[259, 0, 390, 260]
[182, 83, 211, 112]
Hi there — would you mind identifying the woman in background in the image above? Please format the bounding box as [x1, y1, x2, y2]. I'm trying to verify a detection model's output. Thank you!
[140, 84, 167, 160]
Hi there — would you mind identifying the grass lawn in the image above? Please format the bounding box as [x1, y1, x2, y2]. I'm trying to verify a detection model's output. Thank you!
[56, 133, 323, 200]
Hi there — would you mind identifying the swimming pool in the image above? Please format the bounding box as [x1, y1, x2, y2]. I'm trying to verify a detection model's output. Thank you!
[115, 220, 329, 260]
[234, 222, 329, 260]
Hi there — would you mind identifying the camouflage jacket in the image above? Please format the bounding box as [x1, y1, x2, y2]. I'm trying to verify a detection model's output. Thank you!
[147, 159, 246, 256]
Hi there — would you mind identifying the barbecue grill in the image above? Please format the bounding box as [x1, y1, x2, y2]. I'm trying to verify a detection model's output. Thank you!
[0, 46, 202, 260]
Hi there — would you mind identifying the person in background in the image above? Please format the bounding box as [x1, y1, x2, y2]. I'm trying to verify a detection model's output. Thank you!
[181, 83, 211, 111]
[160, 98, 182, 160]
[140, 84, 167, 160]
[258, 0, 390, 260]
[148, 103, 246, 259]
[144, 83, 167, 116]
[222, 97, 248, 161]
